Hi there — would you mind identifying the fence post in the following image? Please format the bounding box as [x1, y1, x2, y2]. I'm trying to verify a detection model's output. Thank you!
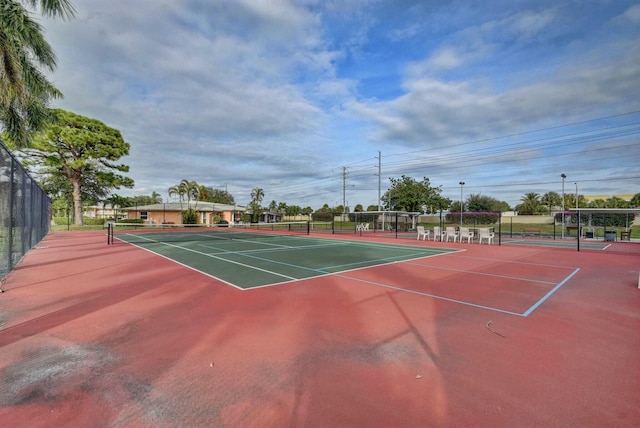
[7, 155, 16, 272]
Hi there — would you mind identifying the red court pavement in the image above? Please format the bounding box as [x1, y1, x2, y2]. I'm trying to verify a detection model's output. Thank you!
[1, 230, 639, 427]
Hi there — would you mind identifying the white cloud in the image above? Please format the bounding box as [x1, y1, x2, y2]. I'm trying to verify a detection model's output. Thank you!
[504, 9, 557, 39]
[36, 0, 640, 208]
[623, 3, 640, 23]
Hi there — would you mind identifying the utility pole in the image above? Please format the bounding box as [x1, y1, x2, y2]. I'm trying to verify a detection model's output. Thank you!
[376, 151, 381, 211]
[561, 173, 566, 239]
[459, 181, 465, 226]
[342, 166, 347, 215]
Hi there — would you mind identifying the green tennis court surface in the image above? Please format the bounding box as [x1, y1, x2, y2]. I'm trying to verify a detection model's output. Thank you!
[113, 229, 458, 289]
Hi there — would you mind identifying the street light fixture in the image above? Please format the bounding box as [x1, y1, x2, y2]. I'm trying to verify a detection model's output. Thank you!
[561, 174, 566, 239]
[459, 181, 465, 226]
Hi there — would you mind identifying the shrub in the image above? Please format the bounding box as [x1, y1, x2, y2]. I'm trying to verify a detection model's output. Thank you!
[83, 218, 106, 226]
[182, 208, 198, 224]
[53, 217, 70, 225]
[445, 212, 500, 225]
[312, 211, 333, 221]
[118, 218, 144, 224]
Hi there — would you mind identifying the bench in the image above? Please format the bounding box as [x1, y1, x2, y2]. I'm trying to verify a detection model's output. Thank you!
[523, 227, 541, 236]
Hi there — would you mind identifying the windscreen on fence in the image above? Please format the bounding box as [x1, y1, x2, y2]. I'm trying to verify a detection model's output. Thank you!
[0, 140, 50, 279]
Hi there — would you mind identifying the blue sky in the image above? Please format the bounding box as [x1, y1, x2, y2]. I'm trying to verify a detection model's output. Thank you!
[41, 0, 640, 210]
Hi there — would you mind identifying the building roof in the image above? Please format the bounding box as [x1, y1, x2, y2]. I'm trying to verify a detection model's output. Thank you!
[124, 201, 245, 212]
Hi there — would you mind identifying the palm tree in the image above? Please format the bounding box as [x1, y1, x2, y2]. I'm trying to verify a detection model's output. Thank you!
[541, 191, 561, 214]
[251, 187, 264, 204]
[250, 187, 264, 222]
[150, 191, 162, 204]
[179, 179, 200, 209]
[0, 0, 75, 147]
[168, 184, 184, 205]
[517, 192, 541, 215]
[106, 194, 130, 220]
[198, 185, 213, 202]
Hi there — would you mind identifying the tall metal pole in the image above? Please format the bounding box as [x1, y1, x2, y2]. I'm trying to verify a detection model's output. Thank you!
[574, 182, 578, 209]
[377, 151, 381, 211]
[561, 173, 566, 239]
[342, 166, 346, 217]
[459, 181, 465, 226]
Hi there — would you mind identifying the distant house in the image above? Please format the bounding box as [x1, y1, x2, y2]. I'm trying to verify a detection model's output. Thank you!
[123, 201, 245, 225]
[83, 204, 118, 219]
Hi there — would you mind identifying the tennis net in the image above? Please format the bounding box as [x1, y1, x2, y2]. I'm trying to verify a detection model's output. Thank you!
[107, 221, 311, 244]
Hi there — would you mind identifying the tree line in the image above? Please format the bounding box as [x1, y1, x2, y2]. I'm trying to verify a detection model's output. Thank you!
[515, 191, 640, 214]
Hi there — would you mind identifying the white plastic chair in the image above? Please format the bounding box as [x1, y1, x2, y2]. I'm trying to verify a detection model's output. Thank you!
[459, 227, 474, 243]
[445, 226, 458, 242]
[416, 225, 430, 240]
[478, 228, 495, 244]
[433, 226, 445, 241]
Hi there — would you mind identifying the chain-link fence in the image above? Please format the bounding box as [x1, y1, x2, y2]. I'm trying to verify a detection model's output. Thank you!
[1, 140, 50, 279]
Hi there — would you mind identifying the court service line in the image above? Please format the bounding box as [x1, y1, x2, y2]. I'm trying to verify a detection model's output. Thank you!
[196, 240, 350, 254]
[119, 234, 298, 281]
[404, 261, 558, 285]
[240, 250, 460, 291]
[213, 246, 438, 275]
[334, 274, 524, 316]
[193, 233, 302, 248]
[444, 254, 579, 270]
[322, 252, 439, 270]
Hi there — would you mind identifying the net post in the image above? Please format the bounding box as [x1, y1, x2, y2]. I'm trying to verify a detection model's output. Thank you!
[107, 222, 112, 245]
[306, 221, 310, 235]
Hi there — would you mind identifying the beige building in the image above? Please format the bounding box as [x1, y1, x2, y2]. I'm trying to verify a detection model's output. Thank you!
[584, 194, 635, 202]
[83, 204, 118, 219]
[124, 201, 245, 225]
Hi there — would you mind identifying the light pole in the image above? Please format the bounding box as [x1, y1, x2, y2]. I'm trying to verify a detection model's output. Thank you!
[561, 174, 566, 239]
[459, 181, 465, 226]
[574, 182, 578, 209]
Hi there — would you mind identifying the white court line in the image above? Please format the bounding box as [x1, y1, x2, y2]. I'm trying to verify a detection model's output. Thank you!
[444, 254, 579, 270]
[120, 233, 298, 281]
[118, 233, 462, 289]
[121, 233, 581, 315]
[225, 247, 437, 273]
[405, 261, 558, 285]
[197, 240, 350, 254]
[333, 265, 580, 317]
[333, 274, 524, 316]
[522, 268, 580, 316]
